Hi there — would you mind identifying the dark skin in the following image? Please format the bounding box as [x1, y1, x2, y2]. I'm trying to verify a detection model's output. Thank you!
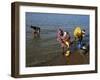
[58, 29, 71, 55]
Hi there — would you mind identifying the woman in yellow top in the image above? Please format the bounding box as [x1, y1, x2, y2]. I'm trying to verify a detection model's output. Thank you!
[73, 27, 85, 49]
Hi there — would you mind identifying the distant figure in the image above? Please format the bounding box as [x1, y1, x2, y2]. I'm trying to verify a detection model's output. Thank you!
[57, 28, 71, 56]
[31, 25, 40, 38]
[73, 27, 85, 49]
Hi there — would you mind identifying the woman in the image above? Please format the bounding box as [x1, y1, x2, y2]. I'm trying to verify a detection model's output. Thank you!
[57, 28, 71, 56]
[73, 27, 85, 49]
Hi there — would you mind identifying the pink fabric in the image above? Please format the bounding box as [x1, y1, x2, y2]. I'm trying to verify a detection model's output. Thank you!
[57, 29, 70, 48]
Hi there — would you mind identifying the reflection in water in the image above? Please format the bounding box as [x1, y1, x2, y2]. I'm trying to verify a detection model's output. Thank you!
[26, 25, 89, 67]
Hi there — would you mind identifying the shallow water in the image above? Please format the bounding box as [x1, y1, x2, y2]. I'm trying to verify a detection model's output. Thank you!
[26, 25, 89, 67]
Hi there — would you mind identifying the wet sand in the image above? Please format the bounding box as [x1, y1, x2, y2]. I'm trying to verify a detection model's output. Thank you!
[27, 49, 89, 67]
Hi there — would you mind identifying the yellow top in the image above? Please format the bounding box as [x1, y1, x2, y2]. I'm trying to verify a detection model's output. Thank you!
[74, 27, 82, 38]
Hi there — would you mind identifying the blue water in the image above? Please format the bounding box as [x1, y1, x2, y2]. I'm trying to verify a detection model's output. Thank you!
[26, 12, 89, 67]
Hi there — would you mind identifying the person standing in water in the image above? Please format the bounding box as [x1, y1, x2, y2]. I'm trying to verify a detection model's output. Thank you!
[74, 27, 86, 49]
[57, 28, 71, 56]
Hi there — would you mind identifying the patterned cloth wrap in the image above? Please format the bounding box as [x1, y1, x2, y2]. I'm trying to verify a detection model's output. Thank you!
[57, 29, 70, 48]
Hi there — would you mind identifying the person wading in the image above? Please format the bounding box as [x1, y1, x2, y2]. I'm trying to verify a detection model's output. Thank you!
[57, 28, 71, 57]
